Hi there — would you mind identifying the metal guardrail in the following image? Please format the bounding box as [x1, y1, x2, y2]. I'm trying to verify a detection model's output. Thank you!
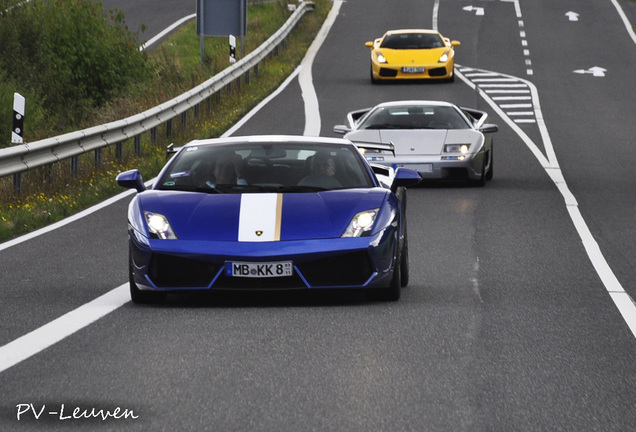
[0, 1, 314, 181]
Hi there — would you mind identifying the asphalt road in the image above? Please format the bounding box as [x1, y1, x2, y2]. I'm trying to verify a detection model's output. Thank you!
[1, 1, 635, 431]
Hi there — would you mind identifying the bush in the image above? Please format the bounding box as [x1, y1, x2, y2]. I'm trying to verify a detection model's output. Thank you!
[0, 0, 150, 143]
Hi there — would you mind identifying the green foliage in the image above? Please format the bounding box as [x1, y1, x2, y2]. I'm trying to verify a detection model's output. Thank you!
[0, 0, 331, 242]
[0, 0, 150, 142]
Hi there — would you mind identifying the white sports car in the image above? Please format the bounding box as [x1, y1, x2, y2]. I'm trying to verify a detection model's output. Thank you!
[334, 101, 498, 186]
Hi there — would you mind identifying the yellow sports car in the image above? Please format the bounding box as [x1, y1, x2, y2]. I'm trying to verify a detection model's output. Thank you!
[365, 29, 460, 83]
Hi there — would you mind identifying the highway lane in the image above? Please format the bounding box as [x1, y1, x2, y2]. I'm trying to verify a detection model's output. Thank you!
[1, 0, 636, 430]
[101, 0, 195, 47]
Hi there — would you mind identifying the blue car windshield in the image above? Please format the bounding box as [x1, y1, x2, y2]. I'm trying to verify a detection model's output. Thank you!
[360, 105, 471, 130]
[157, 142, 376, 193]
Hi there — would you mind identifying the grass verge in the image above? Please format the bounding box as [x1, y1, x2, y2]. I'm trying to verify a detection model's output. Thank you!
[0, 0, 330, 243]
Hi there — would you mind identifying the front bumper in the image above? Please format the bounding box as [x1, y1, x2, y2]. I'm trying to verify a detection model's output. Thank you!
[372, 62, 453, 80]
[129, 227, 398, 292]
[364, 153, 484, 181]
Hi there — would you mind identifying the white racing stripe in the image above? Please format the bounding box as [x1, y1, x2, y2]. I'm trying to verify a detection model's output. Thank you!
[238, 194, 283, 242]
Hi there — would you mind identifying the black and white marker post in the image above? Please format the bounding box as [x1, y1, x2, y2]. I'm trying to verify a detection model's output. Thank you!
[229, 35, 237, 63]
[12, 92, 24, 144]
[12, 93, 25, 194]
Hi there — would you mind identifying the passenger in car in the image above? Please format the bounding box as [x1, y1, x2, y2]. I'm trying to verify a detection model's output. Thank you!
[298, 151, 342, 189]
[207, 153, 247, 187]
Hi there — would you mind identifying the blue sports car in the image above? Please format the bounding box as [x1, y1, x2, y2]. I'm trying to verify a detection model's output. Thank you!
[116, 135, 421, 303]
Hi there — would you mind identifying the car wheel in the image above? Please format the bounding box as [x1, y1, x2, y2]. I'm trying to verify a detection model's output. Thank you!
[471, 153, 487, 187]
[485, 147, 494, 181]
[400, 241, 409, 287]
[129, 256, 166, 304]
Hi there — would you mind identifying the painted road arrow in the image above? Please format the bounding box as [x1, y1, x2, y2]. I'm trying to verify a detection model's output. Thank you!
[566, 11, 580, 21]
[573, 66, 606, 77]
[463, 6, 485, 16]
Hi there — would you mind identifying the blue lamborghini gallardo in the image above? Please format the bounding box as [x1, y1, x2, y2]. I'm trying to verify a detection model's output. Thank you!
[116, 135, 421, 303]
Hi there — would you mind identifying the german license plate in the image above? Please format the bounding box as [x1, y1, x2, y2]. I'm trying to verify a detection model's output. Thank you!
[395, 163, 433, 173]
[402, 66, 425, 73]
[226, 261, 293, 278]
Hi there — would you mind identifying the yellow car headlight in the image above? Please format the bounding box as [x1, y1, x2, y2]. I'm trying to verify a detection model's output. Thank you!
[375, 52, 387, 63]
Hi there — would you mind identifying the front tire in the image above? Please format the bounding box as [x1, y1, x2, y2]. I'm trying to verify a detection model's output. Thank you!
[368, 246, 402, 302]
[485, 147, 494, 181]
[370, 64, 379, 84]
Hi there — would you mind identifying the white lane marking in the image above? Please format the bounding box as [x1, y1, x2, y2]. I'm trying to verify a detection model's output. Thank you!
[139, 14, 196, 51]
[0, 284, 130, 373]
[222, 66, 303, 137]
[0, 189, 136, 252]
[456, 66, 636, 338]
[612, 0, 636, 44]
[299, 0, 343, 136]
[0, 1, 343, 373]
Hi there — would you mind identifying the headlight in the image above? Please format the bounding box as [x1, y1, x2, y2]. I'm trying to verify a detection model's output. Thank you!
[144, 211, 178, 240]
[376, 52, 387, 63]
[438, 51, 450, 63]
[342, 209, 379, 238]
[444, 144, 470, 154]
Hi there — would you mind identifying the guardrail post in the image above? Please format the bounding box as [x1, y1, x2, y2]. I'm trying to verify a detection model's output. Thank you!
[116, 142, 123, 160]
[13, 173, 21, 195]
[134, 135, 141, 155]
[166, 119, 173, 137]
[150, 127, 157, 143]
[94, 148, 102, 167]
[181, 111, 187, 130]
[245, 69, 251, 84]
[70, 156, 79, 177]
[194, 103, 200, 120]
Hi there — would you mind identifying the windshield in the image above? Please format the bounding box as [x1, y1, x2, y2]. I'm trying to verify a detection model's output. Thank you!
[380, 33, 444, 49]
[156, 142, 375, 193]
[359, 105, 471, 130]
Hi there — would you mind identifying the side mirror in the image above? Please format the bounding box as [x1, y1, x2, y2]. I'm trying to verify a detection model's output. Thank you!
[479, 124, 499, 134]
[333, 125, 351, 135]
[391, 168, 421, 192]
[365, 41, 373, 48]
[451, 40, 461, 47]
[116, 169, 146, 192]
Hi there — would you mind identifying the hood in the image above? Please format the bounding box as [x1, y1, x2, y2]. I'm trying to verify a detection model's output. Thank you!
[346, 129, 483, 156]
[136, 189, 389, 242]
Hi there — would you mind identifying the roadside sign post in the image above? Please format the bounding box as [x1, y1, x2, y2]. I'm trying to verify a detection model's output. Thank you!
[12, 93, 25, 144]
[12, 93, 25, 194]
[196, 0, 247, 65]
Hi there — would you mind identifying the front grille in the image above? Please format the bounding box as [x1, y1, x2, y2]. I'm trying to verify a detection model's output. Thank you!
[297, 251, 373, 287]
[379, 68, 398, 77]
[428, 66, 448, 77]
[148, 254, 218, 288]
[213, 272, 307, 290]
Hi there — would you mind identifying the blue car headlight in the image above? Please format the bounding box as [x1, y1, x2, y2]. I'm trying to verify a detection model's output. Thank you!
[144, 211, 178, 240]
[342, 209, 379, 238]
